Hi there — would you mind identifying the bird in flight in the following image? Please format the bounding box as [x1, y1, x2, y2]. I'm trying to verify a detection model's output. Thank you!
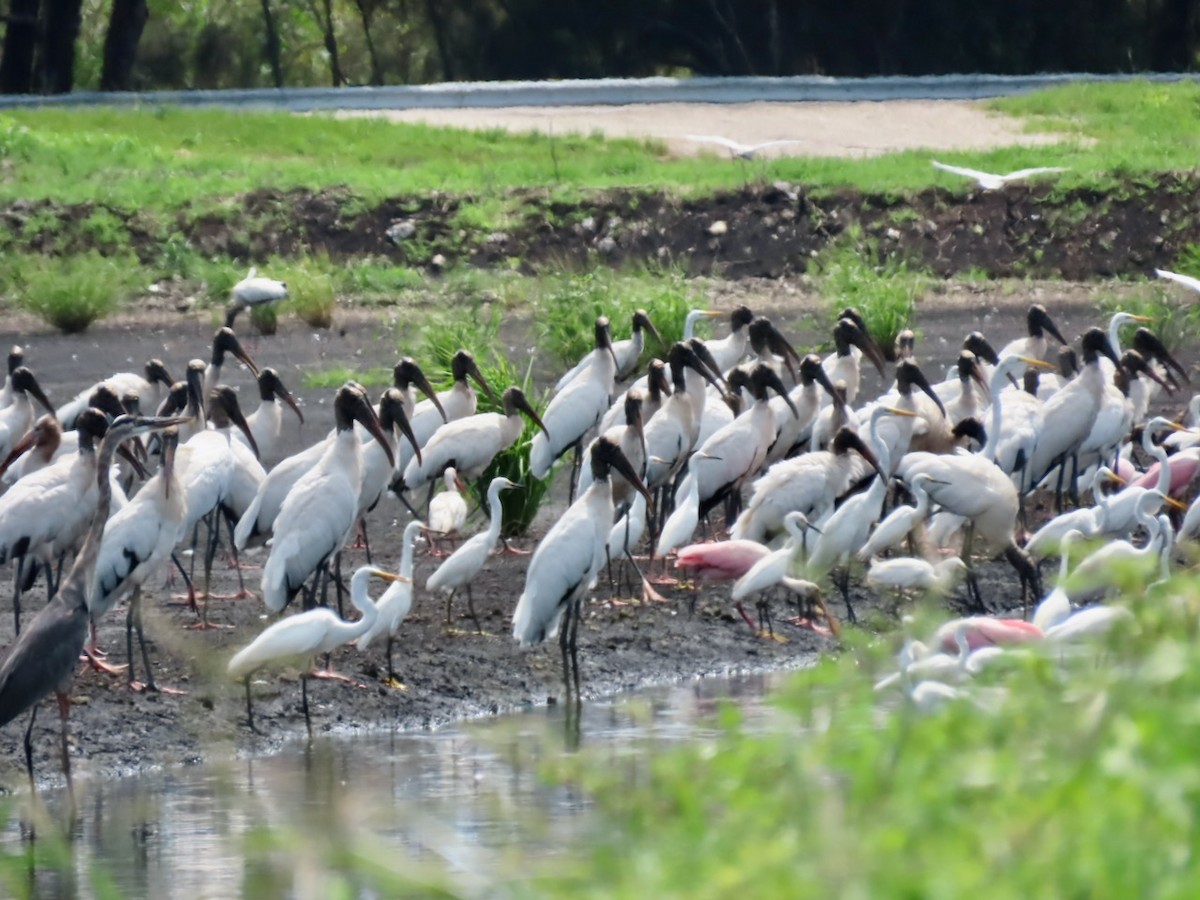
[1154, 268, 1200, 294]
[931, 160, 1069, 190]
[685, 135, 802, 160]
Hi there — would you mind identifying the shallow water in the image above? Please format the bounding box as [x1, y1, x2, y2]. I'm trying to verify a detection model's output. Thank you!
[4, 671, 792, 898]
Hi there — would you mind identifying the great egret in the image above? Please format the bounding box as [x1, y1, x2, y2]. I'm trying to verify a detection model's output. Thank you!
[931, 160, 1068, 191]
[427, 467, 469, 554]
[865, 556, 969, 604]
[731, 512, 828, 636]
[229, 565, 403, 736]
[426, 476, 519, 632]
[685, 135, 802, 160]
[357, 521, 424, 685]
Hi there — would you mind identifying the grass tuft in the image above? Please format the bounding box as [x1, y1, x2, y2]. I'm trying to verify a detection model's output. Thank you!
[3, 251, 133, 333]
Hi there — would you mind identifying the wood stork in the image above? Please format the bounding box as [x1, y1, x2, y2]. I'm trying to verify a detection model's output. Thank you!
[226, 266, 288, 326]
[513, 437, 649, 696]
[4, 385, 126, 483]
[238, 367, 304, 463]
[940, 351, 991, 428]
[229, 565, 402, 735]
[395, 350, 486, 479]
[691, 365, 797, 523]
[173, 384, 262, 621]
[1129, 327, 1189, 418]
[739, 316, 802, 385]
[763, 354, 841, 466]
[90, 426, 187, 692]
[0, 414, 183, 792]
[55, 359, 174, 430]
[237, 388, 420, 552]
[931, 332, 1002, 404]
[896, 355, 1054, 608]
[1070, 349, 1169, 483]
[700, 305, 755, 373]
[999, 304, 1068, 362]
[530, 316, 619, 497]
[262, 384, 395, 613]
[641, 342, 721, 499]
[822, 316, 887, 406]
[807, 406, 918, 620]
[202, 326, 260, 399]
[1023, 328, 1122, 504]
[357, 520, 424, 684]
[731, 426, 884, 543]
[593, 357, 669, 440]
[0, 409, 136, 634]
[731, 512, 828, 636]
[856, 472, 937, 561]
[427, 476, 519, 633]
[427, 467, 469, 553]
[0, 345, 23, 410]
[398, 386, 548, 494]
[864, 360, 947, 468]
[0, 368, 55, 460]
[555, 308, 663, 391]
[577, 389, 648, 514]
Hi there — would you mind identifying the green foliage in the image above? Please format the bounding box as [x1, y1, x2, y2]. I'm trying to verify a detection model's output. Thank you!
[302, 365, 393, 390]
[282, 265, 337, 329]
[533, 268, 699, 369]
[531, 570, 1200, 896]
[813, 228, 926, 358]
[421, 305, 549, 535]
[2, 251, 134, 333]
[1096, 282, 1190, 354]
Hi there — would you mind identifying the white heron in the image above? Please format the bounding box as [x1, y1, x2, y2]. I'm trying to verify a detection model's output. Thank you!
[865, 556, 969, 602]
[261, 384, 395, 613]
[228, 565, 403, 735]
[513, 437, 649, 696]
[931, 160, 1068, 191]
[857, 472, 938, 561]
[1094, 417, 1187, 538]
[1059, 492, 1168, 605]
[730, 511, 827, 636]
[357, 520, 424, 685]
[684, 135, 803, 160]
[1023, 467, 1118, 561]
[399, 386, 548, 494]
[530, 316, 619, 497]
[427, 475, 519, 633]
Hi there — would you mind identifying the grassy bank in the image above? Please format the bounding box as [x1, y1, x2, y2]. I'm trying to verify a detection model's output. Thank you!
[0, 81, 1197, 216]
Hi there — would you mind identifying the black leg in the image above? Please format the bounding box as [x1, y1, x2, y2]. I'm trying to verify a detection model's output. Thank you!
[569, 600, 582, 696]
[443, 589, 456, 626]
[172, 551, 198, 612]
[223, 512, 248, 597]
[301, 673, 312, 738]
[559, 606, 573, 699]
[23, 703, 38, 792]
[244, 677, 259, 733]
[12, 555, 24, 637]
[125, 593, 138, 687]
[360, 519, 373, 565]
[333, 553, 346, 619]
[133, 589, 157, 692]
[465, 585, 483, 633]
[385, 636, 396, 682]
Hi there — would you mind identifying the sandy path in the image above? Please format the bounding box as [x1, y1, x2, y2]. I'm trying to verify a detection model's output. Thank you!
[336, 99, 1062, 158]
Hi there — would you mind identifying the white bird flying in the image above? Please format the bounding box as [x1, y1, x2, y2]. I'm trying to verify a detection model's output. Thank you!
[931, 160, 1069, 191]
[685, 135, 803, 160]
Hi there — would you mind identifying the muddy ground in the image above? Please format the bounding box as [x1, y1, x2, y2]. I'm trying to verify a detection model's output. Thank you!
[0, 274, 1188, 793]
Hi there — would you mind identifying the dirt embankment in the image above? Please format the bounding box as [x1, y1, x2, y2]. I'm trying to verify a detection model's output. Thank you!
[4, 175, 1200, 283]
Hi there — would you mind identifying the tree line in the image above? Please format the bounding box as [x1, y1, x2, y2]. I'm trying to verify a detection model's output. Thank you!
[2, 0, 1197, 95]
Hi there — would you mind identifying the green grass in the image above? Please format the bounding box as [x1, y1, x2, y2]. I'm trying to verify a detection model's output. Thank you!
[813, 229, 927, 358]
[420, 304, 550, 535]
[529, 562, 1200, 896]
[2, 250, 135, 332]
[301, 365, 393, 390]
[2, 81, 1199, 223]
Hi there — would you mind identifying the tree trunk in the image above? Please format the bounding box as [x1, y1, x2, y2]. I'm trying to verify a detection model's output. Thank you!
[0, 0, 40, 93]
[99, 0, 149, 91]
[320, 0, 343, 85]
[36, 0, 82, 93]
[259, 0, 283, 88]
[354, 0, 382, 85]
[423, 0, 456, 81]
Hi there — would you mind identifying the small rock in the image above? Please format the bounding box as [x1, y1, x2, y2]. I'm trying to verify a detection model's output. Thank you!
[430, 253, 447, 272]
[597, 236, 617, 255]
[885, 227, 901, 241]
[386, 219, 417, 243]
[708, 220, 728, 236]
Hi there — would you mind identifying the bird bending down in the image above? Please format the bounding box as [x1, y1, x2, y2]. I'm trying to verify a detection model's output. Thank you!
[513, 437, 649, 697]
[226, 266, 288, 326]
[229, 565, 403, 736]
[427, 467, 469, 555]
[931, 160, 1068, 191]
[427, 476, 519, 633]
[0, 414, 186, 794]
